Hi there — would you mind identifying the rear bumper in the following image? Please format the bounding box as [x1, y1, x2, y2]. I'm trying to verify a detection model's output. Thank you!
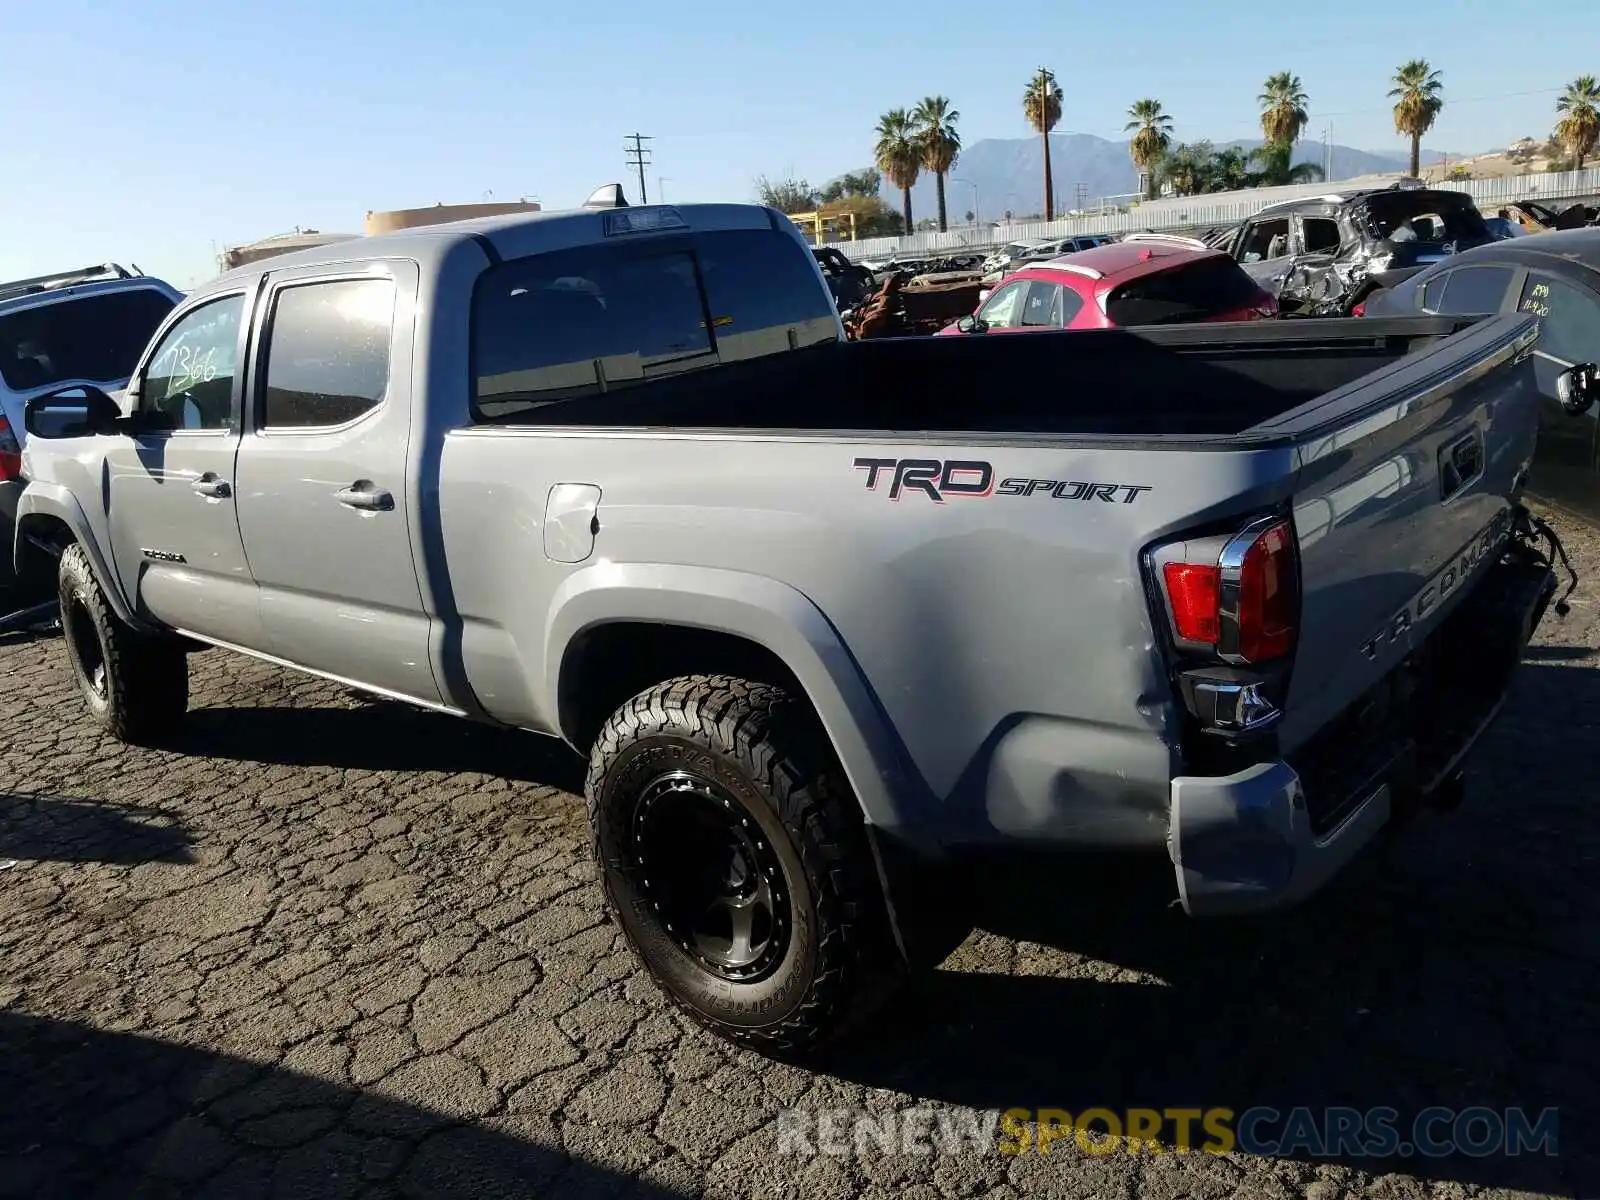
[1169, 540, 1557, 917]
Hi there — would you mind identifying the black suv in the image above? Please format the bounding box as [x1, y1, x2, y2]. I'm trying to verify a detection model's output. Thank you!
[1212, 183, 1495, 316]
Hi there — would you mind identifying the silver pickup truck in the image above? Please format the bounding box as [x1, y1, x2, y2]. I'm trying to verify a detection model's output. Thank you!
[14, 186, 1591, 1057]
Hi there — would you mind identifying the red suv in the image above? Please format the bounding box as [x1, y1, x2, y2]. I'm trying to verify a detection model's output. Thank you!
[936, 234, 1277, 336]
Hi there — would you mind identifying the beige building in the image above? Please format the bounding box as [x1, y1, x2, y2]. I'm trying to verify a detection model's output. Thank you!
[218, 199, 544, 275]
[219, 229, 359, 272]
[364, 199, 541, 235]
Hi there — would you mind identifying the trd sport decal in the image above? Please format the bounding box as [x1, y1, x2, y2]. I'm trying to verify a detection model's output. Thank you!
[853, 457, 1152, 505]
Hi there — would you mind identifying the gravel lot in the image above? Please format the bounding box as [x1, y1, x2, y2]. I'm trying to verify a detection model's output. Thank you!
[2, 510, 1598, 1200]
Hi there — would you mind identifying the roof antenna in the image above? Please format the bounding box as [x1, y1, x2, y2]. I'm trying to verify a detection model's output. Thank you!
[582, 183, 630, 209]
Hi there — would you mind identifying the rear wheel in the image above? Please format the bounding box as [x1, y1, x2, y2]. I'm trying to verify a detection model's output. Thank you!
[585, 675, 899, 1057]
[58, 543, 188, 745]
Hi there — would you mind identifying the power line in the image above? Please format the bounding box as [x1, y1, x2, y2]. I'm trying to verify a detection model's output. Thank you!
[624, 132, 653, 204]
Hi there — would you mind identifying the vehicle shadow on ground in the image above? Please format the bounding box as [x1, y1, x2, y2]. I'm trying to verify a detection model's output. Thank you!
[172, 703, 587, 793]
[0, 793, 194, 866]
[817, 659, 1599, 1194]
[0, 1011, 688, 1200]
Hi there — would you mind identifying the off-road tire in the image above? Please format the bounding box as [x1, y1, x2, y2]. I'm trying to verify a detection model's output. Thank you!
[58, 543, 188, 745]
[585, 674, 900, 1058]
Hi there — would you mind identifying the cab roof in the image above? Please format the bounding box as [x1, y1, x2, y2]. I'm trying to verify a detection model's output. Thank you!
[193, 197, 799, 302]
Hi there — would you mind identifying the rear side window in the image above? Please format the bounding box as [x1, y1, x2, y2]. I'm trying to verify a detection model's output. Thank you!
[1020, 281, 1063, 327]
[1438, 266, 1512, 315]
[1301, 217, 1341, 253]
[1105, 256, 1264, 325]
[472, 230, 837, 421]
[0, 287, 176, 392]
[261, 278, 396, 428]
[1367, 195, 1489, 243]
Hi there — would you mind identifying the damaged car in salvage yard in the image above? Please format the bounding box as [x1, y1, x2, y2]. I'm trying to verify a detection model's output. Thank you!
[11, 188, 1596, 1057]
[1214, 181, 1497, 317]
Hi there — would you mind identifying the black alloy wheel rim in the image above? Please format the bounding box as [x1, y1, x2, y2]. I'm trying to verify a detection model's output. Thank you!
[63, 594, 107, 700]
[630, 769, 791, 982]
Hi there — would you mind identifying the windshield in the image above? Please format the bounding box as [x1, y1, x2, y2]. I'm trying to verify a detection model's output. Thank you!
[0, 287, 176, 392]
[1364, 192, 1488, 244]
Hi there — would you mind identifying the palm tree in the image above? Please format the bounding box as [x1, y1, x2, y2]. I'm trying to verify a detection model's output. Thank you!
[1247, 139, 1325, 187]
[1125, 99, 1174, 200]
[1555, 75, 1600, 172]
[1022, 68, 1063, 221]
[913, 96, 962, 232]
[1208, 146, 1253, 192]
[1390, 60, 1445, 178]
[1259, 72, 1310, 146]
[1156, 143, 1208, 197]
[874, 109, 921, 233]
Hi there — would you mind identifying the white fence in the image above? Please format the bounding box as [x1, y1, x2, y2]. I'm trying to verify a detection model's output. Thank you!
[826, 166, 1600, 261]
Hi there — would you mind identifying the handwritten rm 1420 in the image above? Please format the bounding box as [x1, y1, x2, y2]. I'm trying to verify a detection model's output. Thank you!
[854, 458, 1153, 505]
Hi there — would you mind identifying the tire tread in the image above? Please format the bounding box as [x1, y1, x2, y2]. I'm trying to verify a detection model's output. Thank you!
[585, 673, 898, 1056]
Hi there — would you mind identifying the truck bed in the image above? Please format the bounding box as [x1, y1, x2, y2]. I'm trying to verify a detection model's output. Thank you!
[489, 314, 1488, 439]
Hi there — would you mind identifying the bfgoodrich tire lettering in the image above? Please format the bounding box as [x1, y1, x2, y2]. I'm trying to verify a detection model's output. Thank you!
[57, 543, 188, 745]
[585, 674, 897, 1056]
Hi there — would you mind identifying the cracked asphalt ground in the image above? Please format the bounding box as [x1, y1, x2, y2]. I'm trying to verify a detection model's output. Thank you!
[2, 510, 1598, 1200]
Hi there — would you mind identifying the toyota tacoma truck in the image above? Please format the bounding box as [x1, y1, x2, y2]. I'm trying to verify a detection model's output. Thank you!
[14, 185, 1588, 1057]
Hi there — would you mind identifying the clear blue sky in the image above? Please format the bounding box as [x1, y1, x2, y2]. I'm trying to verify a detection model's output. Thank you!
[2, 0, 1591, 288]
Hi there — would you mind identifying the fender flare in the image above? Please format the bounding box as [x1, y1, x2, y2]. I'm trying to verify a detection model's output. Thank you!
[14, 483, 148, 630]
[543, 562, 935, 849]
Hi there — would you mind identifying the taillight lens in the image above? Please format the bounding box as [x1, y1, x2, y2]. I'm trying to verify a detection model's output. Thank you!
[1163, 562, 1221, 642]
[0, 414, 20, 482]
[1234, 522, 1296, 661]
[1351, 301, 1367, 317]
[1154, 516, 1299, 665]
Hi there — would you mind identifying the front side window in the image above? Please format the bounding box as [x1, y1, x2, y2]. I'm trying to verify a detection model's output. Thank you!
[976, 281, 1028, 328]
[1518, 272, 1600, 364]
[139, 294, 245, 431]
[260, 278, 395, 428]
[1239, 218, 1290, 262]
[1421, 274, 1448, 312]
[1438, 265, 1513, 315]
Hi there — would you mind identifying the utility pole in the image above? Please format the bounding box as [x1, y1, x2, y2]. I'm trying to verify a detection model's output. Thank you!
[624, 133, 653, 204]
[1322, 123, 1333, 181]
[1074, 181, 1087, 213]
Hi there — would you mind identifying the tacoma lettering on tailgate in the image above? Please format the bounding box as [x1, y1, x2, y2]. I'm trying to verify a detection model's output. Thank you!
[1358, 507, 1513, 661]
[854, 457, 1152, 505]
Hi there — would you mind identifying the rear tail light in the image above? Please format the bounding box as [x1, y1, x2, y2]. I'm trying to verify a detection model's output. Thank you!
[0, 414, 20, 482]
[1151, 515, 1299, 665]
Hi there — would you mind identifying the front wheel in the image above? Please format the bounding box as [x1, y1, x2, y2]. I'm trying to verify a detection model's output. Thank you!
[585, 675, 898, 1057]
[58, 543, 188, 745]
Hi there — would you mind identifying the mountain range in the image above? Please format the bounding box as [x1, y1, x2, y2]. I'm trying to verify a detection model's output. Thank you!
[876, 133, 1460, 222]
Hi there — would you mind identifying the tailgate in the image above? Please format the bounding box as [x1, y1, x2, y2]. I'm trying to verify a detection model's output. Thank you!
[1264, 312, 1543, 754]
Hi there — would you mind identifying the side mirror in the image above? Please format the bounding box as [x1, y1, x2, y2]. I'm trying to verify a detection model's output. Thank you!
[24, 384, 125, 439]
[956, 315, 987, 335]
[1556, 362, 1599, 417]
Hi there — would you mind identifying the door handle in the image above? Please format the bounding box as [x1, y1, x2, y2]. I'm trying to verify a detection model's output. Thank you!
[191, 474, 231, 499]
[334, 481, 394, 512]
